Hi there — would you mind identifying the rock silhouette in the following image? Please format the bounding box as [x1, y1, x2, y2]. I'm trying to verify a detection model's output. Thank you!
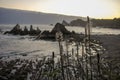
[24, 26, 29, 34]
[70, 19, 87, 26]
[4, 23, 72, 40]
[4, 24, 22, 35]
[36, 30, 54, 40]
[4, 24, 41, 36]
[36, 27, 41, 35]
[51, 23, 71, 34]
[36, 23, 71, 40]
[29, 25, 36, 36]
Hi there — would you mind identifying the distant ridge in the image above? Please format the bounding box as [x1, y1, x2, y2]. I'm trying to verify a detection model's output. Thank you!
[0, 7, 85, 24]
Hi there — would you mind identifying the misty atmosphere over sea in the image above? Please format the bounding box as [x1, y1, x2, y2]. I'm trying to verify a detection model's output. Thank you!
[0, 24, 120, 60]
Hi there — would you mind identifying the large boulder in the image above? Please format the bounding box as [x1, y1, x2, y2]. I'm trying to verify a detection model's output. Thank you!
[29, 25, 35, 35]
[4, 24, 22, 35]
[70, 19, 86, 26]
[36, 27, 41, 35]
[9, 24, 22, 35]
[36, 23, 71, 40]
[29, 25, 41, 36]
[20, 26, 29, 35]
[51, 23, 70, 35]
[36, 30, 54, 40]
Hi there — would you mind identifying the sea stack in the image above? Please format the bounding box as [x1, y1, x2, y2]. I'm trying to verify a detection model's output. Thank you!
[9, 24, 22, 35]
[4, 24, 41, 36]
[51, 23, 70, 35]
[36, 23, 71, 40]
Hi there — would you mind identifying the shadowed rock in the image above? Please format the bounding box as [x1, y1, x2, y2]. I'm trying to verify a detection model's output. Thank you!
[4, 24, 22, 35]
[4, 24, 41, 36]
[36, 30, 55, 40]
[24, 26, 28, 32]
[70, 19, 87, 26]
[20, 26, 29, 35]
[29, 25, 35, 35]
[36, 27, 41, 35]
[51, 23, 71, 35]
[29, 25, 41, 36]
[11, 24, 22, 35]
[36, 23, 71, 40]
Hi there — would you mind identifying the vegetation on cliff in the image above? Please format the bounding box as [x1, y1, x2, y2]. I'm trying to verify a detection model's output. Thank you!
[63, 18, 120, 29]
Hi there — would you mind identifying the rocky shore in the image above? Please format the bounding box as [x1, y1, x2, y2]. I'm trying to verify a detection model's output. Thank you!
[4, 23, 75, 40]
[0, 34, 120, 80]
[1, 20, 120, 80]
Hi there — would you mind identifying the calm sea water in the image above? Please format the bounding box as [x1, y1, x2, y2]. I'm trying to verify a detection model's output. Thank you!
[0, 24, 120, 60]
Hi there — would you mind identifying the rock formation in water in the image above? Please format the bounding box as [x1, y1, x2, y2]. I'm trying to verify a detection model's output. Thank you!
[51, 23, 71, 34]
[36, 23, 71, 40]
[36, 27, 41, 35]
[4, 24, 22, 35]
[70, 19, 87, 26]
[20, 26, 29, 35]
[29, 25, 36, 36]
[4, 24, 41, 36]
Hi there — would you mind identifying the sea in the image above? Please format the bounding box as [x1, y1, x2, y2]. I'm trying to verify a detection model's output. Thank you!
[0, 24, 120, 60]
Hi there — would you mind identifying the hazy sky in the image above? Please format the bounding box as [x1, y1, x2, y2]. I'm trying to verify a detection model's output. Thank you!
[0, 0, 120, 19]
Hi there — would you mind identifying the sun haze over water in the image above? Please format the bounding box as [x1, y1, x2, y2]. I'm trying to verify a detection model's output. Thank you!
[0, 0, 120, 19]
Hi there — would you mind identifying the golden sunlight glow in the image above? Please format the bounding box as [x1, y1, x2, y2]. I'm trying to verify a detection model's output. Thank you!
[34, 0, 120, 18]
[0, 0, 120, 19]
